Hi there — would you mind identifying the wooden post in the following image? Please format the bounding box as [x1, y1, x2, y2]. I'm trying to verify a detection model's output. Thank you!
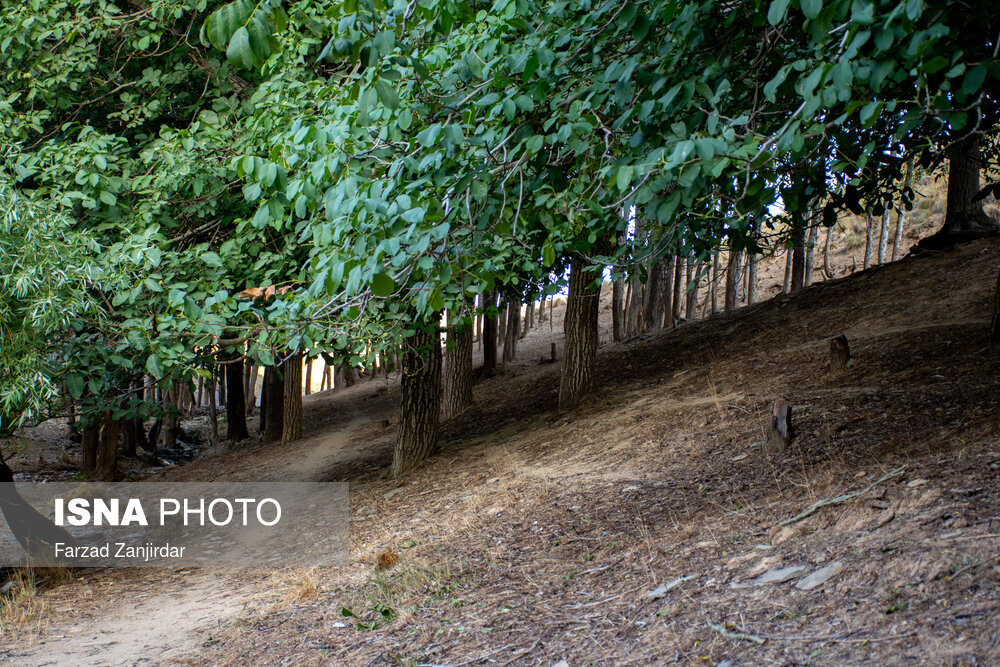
[830, 334, 854, 374]
[764, 401, 792, 456]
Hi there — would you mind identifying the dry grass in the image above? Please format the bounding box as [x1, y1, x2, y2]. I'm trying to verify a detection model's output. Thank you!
[0, 569, 47, 642]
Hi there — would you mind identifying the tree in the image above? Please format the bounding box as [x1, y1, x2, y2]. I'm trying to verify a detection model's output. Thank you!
[559, 258, 601, 411]
[282, 352, 303, 445]
[392, 321, 442, 476]
[443, 307, 474, 419]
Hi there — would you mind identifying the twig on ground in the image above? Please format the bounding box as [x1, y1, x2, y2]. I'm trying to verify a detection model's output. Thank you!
[947, 555, 998, 581]
[778, 466, 906, 526]
[708, 621, 766, 644]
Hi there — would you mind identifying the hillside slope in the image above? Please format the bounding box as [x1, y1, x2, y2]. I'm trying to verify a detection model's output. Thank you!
[7, 239, 1000, 666]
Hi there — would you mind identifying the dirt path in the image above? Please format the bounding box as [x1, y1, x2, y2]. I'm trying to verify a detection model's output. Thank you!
[5, 411, 385, 667]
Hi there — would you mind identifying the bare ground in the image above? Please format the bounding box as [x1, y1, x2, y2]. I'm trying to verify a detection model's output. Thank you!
[3, 234, 1000, 666]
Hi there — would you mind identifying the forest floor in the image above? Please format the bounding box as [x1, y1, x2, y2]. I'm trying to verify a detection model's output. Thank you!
[3, 229, 1000, 666]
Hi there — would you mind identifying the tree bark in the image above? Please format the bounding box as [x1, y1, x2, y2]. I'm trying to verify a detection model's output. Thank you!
[282, 353, 303, 445]
[877, 208, 891, 265]
[830, 334, 854, 374]
[664, 255, 676, 327]
[223, 339, 250, 442]
[711, 253, 720, 313]
[892, 158, 914, 261]
[502, 301, 520, 363]
[805, 223, 818, 285]
[685, 257, 698, 319]
[481, 290, 499, 377]
[791, 232, 806, 292]
[725, 250, 742, 310]
[559, 257, 601, 411]
[673, 255, 685, 321]
[864, 214, 875, 269]
[942, 134, 997, 234]
[782, 249, 792, 294]
[747, 253, 759, 304]
[95, 412, 119, 481]
[392, 322, 442, 477]
[444, 307, 474, 418]
[625, 270, 641, 336]
[823, 226, 835, 279]
[207, 373, 219, 444]
[304, 358, 313, 396]
[521, 301, 533, 339]
[81, 426, 99, 472]
[644, 260, 667, 332]
[612, 274, 625, 341]
[262, 365, 284, 444]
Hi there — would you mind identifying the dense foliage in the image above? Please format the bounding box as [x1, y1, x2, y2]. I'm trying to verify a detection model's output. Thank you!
[1, 0, 997, 428]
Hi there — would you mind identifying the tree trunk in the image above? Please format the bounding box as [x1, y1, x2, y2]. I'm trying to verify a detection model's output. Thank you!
[942, 134, 997, 234]
[711, 253, 720, 313]
[217, 367, 226, 407]
[81, 426, 99, 472]
[612, 274, 625, 341]
[685, 257, 698, 319]
[163, 391, 179, 450]
[481, 291, 499, 377]
[782, 249, 792, 294]
[625, 270, 641, 337]
[663, 255, 676, 327]
[805, 224, 818, 285]
[823, 226, 835, 279]
[224, 339, 250, 442]
[642, 261, 665, 332]
[304, 358, 313, 396]
[95, 412, 119, 481]
[877, 208, 891, 265]
[392, 322, 442, 477]
[791, 232, 806, 292]
[263, 365, 284, 444]
[246, 364, 258, 415]
[503, 301, 520, 362]
[444, 307, 474, 419]
[121, 418, 137, 458]
[892, 158, 914, 261]
[673, 255, 685, 321]
[207, 373, 219, 444]
[864, 214, 875, 269]
[725, 250, 742, 310]
[282, 353, 303, 445]
[747, 253, 759, 304]
[521, 301, 533, 339]
[559, 257, 601, 411]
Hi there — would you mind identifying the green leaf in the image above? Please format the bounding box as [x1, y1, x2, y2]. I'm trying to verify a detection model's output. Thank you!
[768, 0, 790, 25]
[371, 272, 394, 297]
[800, 0, 822, 19]
[66, 373, 84, 399]
[616, 165, 633, 192]
[226, 26, 254, 69]
[542, 243, 555, 266]
[201, 251, 223, 267]
[146, 354, 165, 378]
[375, 80, 400, 109]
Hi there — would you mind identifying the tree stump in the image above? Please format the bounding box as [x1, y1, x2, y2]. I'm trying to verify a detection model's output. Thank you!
[764, 401, 792, 456]
[829, 334, 854, 374]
